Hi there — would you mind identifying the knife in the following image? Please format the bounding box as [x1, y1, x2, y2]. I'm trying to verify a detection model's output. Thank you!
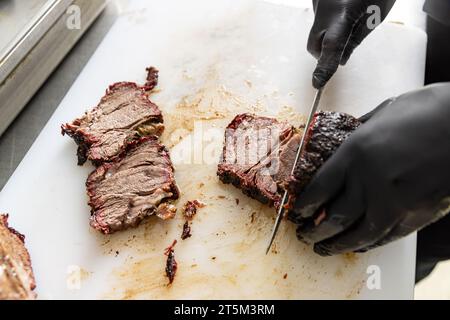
[265, 87, 324, 254]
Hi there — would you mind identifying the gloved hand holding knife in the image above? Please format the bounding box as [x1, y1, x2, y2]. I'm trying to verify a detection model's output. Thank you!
[308, 0, 395, 88]
[286, 0, 450, 259]
[267, 0, 397, 252]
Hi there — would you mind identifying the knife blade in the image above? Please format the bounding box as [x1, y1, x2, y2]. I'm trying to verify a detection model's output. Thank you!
[265, 87, 324, 254]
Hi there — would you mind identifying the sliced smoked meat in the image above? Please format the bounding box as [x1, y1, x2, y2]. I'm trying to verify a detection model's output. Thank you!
[87, 137, 179, 234]
[62, 82, 164, 166]
[217, 112, 361, 210]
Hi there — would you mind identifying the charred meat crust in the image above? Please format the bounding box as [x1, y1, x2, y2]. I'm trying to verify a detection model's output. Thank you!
[286, 111, 361, 222]
[288, 111, 361, 194]
[0, 214, 36, 300]
[61, 82, 164, 166]
[86, 136, 179, 234]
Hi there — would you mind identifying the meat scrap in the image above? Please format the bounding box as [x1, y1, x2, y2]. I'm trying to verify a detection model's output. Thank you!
[182, 200, 205, 220]
[87, 137, 179, 234]
[0, 214, 36, 300]
[164, 240, 178, 284]
[156, 203, 178, 221]
[144, 66, 159, 91]
[181, 221, 192, 240]
[217, 112, 361, 211]
[179, 200, 205, 240]
[62, 81, 164, 166]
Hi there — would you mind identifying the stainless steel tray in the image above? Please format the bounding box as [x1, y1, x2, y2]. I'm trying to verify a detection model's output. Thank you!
[0, 0, 107, 136]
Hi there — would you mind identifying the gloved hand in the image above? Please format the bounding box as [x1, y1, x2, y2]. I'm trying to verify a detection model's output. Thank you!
[288, 83, 450, 256]
[308, 0, 396, 88]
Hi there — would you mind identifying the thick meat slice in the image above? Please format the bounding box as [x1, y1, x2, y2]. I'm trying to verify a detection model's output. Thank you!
[217, 114, 302, 208]
[217, 112, 360, 209]
[87, 137, 179, 234]
[0, 214, 36, 300]
[62, 82, 164, 166]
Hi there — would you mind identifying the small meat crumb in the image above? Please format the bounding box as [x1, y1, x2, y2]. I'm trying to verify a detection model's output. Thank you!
[144, 66, 159, 91]
[181, 221, 192, 240]
[164, 240, 178, 284]
[182, 200, 206, 220]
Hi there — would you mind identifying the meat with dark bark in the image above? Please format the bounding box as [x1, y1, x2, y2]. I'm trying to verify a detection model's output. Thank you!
[217, 112, 360, 210]
[62, 82, 164, 166]
[87, 137, 179, 234]
[288, 111, 361, 194]
[0, 214, 36, 300]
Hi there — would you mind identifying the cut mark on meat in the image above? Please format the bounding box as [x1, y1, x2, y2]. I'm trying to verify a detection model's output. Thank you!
[164, 240, 178, 285]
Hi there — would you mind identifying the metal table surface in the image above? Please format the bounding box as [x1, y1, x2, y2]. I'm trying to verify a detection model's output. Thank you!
[0, 0, 50, 54]
[0, 2, 119, 190]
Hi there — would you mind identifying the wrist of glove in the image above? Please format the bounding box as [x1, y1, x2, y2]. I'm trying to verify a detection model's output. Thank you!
[288, 83, 450, 256]
[308, 0, 396, 88]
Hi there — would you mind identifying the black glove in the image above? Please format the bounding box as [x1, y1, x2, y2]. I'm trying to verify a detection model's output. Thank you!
[288, 83, 450, 256]
[308, 0, 396, 89]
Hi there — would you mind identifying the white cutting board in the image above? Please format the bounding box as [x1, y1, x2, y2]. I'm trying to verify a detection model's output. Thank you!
[0, 0, 426, 299]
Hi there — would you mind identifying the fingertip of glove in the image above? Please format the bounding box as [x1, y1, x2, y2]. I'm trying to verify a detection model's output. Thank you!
[312, 74, 324, 89]
[312, 69, 332, 89]
[339, 56, 349, 66]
